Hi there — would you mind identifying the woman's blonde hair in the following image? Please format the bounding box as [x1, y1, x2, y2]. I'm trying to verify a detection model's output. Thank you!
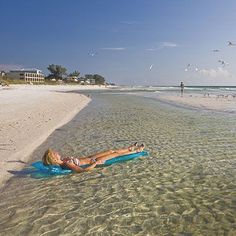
[42, 149, 58, 166]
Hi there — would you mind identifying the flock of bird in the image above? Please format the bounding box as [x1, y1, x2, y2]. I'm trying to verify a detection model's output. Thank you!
[185, 41, 235, 72]
[87, 41, 235, 73]
[88, 51, 97, 57]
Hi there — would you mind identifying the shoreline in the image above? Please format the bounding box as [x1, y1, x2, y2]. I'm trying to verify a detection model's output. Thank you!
[157, 93, 236, 114]
[0, 84, 109, 187]
[133, 91, 236, 114]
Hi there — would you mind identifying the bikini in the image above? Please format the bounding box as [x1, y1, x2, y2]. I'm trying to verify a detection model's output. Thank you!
[62, 156, 81, 166]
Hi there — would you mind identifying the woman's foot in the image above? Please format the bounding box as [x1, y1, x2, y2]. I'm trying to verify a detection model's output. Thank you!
[90, 158, 97, 164]
[128, 142, 138, 151]
[136, 143, 145, 152]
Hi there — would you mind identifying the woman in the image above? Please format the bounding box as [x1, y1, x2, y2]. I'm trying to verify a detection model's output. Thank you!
[42, 143, 145, 173]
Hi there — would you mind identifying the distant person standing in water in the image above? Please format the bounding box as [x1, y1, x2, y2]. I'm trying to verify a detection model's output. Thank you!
[180, 81, 184, 96]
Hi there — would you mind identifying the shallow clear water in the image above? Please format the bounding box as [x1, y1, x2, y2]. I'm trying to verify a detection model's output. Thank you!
[0, 91, 236, 236]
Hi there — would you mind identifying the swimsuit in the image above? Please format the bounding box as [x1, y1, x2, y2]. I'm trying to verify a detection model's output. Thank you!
[62, 157, 80, 166]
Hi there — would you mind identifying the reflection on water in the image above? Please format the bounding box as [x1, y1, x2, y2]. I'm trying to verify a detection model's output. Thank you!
[0, 92, 236, 235]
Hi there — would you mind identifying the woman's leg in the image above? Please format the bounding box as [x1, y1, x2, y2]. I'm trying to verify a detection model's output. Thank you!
[109, 142, 139, 154]
[95, 144, 145, 164]
[85, 149, 115, 159]
[108, 142, 139, 155]
[85, 142, 138, 160]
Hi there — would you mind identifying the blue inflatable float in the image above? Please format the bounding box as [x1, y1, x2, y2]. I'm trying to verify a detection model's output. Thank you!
[31, 151, 148, 177]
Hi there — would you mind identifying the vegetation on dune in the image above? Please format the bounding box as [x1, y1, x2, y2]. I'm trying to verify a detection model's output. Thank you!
[47, 64, 67, 80]
[45, 64, 107, 85]
[1, 64, 113, 85]
[69, 70, 80, 77]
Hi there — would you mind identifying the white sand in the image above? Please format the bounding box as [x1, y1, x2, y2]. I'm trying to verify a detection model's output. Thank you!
[156, 93, 236, 113]
[0, 84, 108, 187]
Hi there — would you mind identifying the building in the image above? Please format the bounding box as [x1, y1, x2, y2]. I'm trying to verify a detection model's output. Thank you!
[78, 78, 96, 85]
[0, 71, 6, 77]
[7, 69, 45, 83]
[66, 76, 79, 82]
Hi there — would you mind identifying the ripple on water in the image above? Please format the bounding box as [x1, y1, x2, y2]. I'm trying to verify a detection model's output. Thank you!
[0, 93, 236, 235]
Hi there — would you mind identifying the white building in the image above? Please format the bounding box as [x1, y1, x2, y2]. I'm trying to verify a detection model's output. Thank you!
[0, 71, 6, 77]
[7, 69, 45, 83]
[66, 76, 79, 82]
[78, 78, 96, 85]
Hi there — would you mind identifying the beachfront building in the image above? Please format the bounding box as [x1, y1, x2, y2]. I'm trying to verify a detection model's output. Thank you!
[0, 71, 6, 77]
[7, 69, 45, 83]
[66, 75, 79, 82]
[78, 78, 96, 85]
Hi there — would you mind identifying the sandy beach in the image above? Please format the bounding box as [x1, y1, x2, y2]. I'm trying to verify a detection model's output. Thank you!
[138, 91, 236, 114]
[0, 84, 109, 187]
[159, 93, 236, 113]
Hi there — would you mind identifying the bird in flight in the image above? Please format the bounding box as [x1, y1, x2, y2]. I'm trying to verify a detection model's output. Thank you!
[212, 49, 220, 52]
[149, 64, 153, 71]
[228, 41, 235, 46]
[218, 60, 229, 67]
[88, 51, 97, 57]
[184, 64, 191, 71]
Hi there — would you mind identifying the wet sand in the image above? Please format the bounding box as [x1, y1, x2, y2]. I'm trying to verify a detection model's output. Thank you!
[158, 93, 236, 113]
[134, 91, 236, 114]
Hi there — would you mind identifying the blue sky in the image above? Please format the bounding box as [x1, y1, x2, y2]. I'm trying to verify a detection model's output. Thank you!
[1, 0, 236, 85]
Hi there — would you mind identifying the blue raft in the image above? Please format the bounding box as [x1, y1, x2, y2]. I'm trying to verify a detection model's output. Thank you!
[31, 151, 148, 177]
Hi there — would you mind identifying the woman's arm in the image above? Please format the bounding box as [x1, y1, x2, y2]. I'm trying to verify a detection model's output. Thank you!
[63, 161, 97, 173]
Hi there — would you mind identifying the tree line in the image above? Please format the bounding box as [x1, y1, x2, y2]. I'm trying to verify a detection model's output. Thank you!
[46, 64, 106, 85]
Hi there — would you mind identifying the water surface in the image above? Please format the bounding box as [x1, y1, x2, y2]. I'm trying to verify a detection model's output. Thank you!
[0, 91, 235, 235]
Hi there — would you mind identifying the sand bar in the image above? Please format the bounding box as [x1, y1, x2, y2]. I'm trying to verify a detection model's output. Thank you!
[137, 92, 236, 114]
[0, 84, 107, 187]
[157, 93, 236, 113]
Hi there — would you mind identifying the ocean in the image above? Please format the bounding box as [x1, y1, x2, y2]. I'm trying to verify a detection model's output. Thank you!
[0, 89, 235, 235]
[114, 85, 236, 94]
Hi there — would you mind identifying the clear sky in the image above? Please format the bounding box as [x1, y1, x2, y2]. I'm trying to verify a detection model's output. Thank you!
[1, 0, 236, 85]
